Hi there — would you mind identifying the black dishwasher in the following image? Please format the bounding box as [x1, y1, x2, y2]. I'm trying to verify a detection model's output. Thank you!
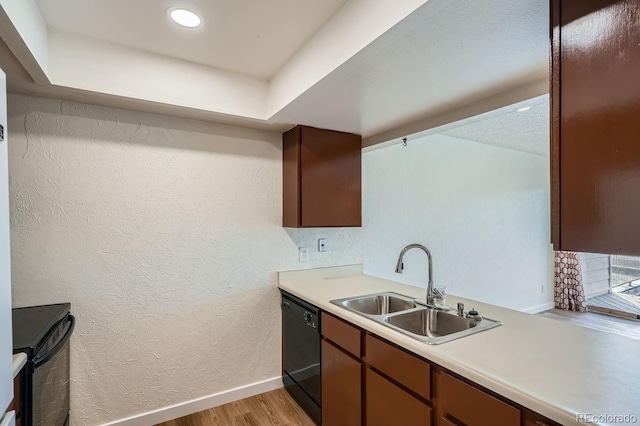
[281, 290, 321, 425]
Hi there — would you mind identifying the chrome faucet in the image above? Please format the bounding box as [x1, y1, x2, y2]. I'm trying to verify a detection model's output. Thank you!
[395, 244, 444, 308]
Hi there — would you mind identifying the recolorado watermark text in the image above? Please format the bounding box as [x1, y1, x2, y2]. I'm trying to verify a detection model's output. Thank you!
[577, 413, 637, 424]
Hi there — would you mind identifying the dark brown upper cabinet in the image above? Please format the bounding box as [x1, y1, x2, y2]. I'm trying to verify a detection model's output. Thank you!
[283, 125, 362, 228]
[551, 0, 640, 255]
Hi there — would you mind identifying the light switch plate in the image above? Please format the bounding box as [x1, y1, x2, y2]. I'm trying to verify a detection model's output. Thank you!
[318, 238, 327, 252]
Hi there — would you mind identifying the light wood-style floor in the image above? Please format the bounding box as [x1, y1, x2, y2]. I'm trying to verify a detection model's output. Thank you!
[538, 308, 640, 341]
[156, 388, 315, 426]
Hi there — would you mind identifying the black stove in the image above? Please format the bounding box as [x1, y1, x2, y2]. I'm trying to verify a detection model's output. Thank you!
[13, 303, 70, 358]
[12, 303, 74, 426]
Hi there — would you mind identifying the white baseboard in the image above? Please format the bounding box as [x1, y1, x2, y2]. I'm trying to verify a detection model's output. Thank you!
[102, 376, 283, 426]
[522, 302, 555, 314]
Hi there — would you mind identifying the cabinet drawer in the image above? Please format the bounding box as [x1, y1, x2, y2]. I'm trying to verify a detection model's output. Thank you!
[366, 368, 431, 426]
[438, 417, 457, 426]
[523, 410, 562, 426]
[364, 334, 430, 400]
[321, 312, 361, 357]
[439, 372, 520, 426]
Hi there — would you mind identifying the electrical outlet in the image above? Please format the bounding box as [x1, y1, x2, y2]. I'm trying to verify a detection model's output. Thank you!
[318, 238, 327, 252]
[299, 247, 309, 262]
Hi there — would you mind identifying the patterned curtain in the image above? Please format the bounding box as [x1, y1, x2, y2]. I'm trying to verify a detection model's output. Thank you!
[554, 251, 588, 312]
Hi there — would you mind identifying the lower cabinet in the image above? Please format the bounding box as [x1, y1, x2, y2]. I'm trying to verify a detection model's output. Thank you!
[317, 311, 562, 426]
[366, 368, 431, 426]
[438, 371, 520, 426]
[321, 339, 362, 426]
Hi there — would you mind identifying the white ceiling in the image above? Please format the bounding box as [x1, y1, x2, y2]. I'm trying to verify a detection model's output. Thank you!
[442, 97, 550, 156]
[271, 0, 549, 139]
[1, 0, 550, 147]
[34, 0, 347, 79]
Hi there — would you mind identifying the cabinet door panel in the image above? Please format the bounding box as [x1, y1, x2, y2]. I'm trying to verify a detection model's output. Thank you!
[439, 372, 519, 426]
[8, 376, 19, 413]
[555, 0, 640, 254]
[322, 340, 362, 426]
[366, 368, 431, 426]
[300, 126, 361, 227]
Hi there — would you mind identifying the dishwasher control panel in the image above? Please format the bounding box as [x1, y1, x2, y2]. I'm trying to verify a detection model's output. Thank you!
[282, 293, 320, 330]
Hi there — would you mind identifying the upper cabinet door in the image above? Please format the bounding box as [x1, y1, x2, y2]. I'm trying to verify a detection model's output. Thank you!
[551, 0, 640, 255]
[283, 125, 361, 228]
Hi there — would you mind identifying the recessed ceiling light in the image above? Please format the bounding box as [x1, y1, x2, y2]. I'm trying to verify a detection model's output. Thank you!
[169, 8, 202, 28]
[517, 106, 531, 112]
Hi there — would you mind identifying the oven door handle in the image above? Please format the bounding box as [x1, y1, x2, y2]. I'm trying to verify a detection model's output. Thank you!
[34, 314, 75, 369]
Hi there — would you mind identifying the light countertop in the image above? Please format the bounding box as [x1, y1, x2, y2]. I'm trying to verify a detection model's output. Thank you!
[278, 265, 640, 426]
[12, 353, 26, 379]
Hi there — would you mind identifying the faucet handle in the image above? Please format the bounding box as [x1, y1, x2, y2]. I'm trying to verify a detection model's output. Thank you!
[433, 286, 444, 298]
[457, 303, 465, 317]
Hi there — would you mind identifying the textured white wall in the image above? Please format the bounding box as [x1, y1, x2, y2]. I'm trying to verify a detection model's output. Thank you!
[6, 94, 363, 425]
[362, 134, 554, 311]
[6, 93, 552, 424]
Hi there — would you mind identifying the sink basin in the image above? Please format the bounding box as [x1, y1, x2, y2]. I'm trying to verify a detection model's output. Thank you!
[330, 291, 503, 345]
[340, 294, 416, 315]
[385, 309, 475, 337]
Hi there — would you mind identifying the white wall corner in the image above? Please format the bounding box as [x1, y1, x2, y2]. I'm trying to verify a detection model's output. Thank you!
[0, 0, 49, 84]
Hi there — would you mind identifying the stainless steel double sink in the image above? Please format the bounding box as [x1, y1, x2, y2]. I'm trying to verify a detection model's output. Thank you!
[330, 292, 502, 345]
